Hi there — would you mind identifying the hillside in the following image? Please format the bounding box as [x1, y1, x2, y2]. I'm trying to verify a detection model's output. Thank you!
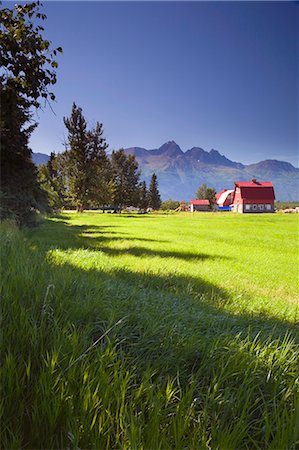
[32, 152, 50, 166]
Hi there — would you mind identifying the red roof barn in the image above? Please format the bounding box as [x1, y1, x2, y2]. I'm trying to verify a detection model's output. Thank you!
[232, 179, 275, 213]
[190, 199, 210, 212]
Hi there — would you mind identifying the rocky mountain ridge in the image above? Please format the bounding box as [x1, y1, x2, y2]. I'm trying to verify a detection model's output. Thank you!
[124, 141, 298, 201]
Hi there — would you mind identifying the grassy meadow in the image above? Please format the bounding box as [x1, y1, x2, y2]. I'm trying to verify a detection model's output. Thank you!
[1, 212, 298, 449]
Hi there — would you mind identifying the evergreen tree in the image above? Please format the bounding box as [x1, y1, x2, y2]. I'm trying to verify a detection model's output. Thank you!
[139, 181, 148, 210]
[148, 173, 161, 210]
[47, 152, 58, 179]
[87, 122, 111, 209]
[0, 2, 62, 225]
[63, 104, 111, 211]
[111, 150, 141, 209]
[63, 103, 90, 212]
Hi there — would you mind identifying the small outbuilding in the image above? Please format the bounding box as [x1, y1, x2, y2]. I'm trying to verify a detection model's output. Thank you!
[232, 179, 275, 213]
[190, 199, 210, 212]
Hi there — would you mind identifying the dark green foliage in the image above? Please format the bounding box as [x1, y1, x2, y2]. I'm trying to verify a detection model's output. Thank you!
[161, 198, 180, 211]
[138, 181, 149, 210]
[148, 173, 161, 210]
[63, 103, 90, 212]
[0, 86, 49, 225]
[87, 123, 112, 209]
[0, 2, 62, 226]
[196, 183, 217, 207]
[111, 149, 141, 209]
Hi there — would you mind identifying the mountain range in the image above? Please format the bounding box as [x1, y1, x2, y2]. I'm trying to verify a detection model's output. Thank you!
[32, 141, 299, 201]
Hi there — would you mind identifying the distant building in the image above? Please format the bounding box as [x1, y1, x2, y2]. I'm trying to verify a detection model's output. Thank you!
[180, 201, 190, 212]
[215, 189, 234, 211]
[232, 179, 275, 213]
[190, 199, 210, 212]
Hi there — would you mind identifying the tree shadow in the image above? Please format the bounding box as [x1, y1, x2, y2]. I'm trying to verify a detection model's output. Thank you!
[31, 216, 297, 343]
[38, 215, 231, 262]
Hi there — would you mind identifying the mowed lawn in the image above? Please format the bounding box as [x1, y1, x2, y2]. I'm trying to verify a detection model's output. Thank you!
[1, 212, 298, 449]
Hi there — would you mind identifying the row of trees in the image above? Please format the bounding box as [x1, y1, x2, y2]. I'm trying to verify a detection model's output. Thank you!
[38, 103, 161, 212]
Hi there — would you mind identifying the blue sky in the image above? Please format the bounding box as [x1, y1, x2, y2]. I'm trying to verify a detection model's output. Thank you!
[26, 1, 298, 166]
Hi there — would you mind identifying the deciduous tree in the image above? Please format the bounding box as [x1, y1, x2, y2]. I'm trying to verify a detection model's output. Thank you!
[196, 183, 216, 207]
[38, 152, 66, 209]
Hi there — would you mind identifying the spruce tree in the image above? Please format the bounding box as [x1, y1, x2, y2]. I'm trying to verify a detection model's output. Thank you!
[148, 173, 161, 210]
[139, 181, 148, 210]
[88, 122, 111, 208]
[111, 150, 141, 209]
[63, 103, 90, 212]
[63, 104, 111, 211]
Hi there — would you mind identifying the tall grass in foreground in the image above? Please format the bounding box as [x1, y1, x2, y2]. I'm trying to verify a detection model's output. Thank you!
[1, 218, 298, 449]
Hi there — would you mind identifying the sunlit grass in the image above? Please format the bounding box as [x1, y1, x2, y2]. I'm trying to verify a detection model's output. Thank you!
[1, 212, 298, 448]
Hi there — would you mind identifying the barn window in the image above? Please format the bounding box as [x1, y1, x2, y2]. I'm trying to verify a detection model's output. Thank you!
[266, 204, 271, 210]
[252, 204, 257, 210]
[245, 204, 251, 211]
[258, 204, 264, 210]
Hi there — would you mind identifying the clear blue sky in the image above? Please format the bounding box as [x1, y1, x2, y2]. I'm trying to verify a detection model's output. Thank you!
[27, 1, 298, 166]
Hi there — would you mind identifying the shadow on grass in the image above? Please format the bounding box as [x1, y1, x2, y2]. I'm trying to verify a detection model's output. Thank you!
[37, 216, 231, 262]
[31, 215, 297, 345]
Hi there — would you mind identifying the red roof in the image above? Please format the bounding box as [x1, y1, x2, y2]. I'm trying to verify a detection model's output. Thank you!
[234, 180, 273, 188]
[234, 179, 275, 202]
[190, 199, 210, 205]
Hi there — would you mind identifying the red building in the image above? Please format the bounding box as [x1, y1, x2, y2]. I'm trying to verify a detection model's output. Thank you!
[232, 179, 275, 213]
[190, 199, 210, 212]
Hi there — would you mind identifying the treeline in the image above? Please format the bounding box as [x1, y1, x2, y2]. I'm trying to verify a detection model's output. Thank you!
[38, 103, 161, 213]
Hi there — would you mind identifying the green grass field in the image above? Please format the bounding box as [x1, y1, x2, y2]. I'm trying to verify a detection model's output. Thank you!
[1, 212, 298, 448]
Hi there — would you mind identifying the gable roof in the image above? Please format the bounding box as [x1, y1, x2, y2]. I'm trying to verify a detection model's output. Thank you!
[233, 179, 275, 202]
[234, 179, 273, 188]
[190, 199, 210, 205]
